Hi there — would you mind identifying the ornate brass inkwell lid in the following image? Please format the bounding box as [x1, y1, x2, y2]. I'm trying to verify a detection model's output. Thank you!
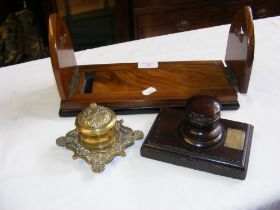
[56, 103, 144, 173]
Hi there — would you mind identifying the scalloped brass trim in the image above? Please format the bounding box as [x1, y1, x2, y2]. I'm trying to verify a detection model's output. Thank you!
[56, 120, 144, 173]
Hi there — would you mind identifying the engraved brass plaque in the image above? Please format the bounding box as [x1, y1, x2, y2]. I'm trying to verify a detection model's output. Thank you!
[224, 128, 245, 150]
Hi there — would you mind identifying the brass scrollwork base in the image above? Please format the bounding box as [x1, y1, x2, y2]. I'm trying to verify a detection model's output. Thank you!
[56, 120, 144, 173]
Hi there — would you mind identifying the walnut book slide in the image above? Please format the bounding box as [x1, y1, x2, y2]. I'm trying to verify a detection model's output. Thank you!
[49, 6, 254, 116]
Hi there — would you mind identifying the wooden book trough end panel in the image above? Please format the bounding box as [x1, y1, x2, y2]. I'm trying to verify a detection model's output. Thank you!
[225, 6, 255, 93]
[48, 13, 77, 101]
[48, 7, 254, 116]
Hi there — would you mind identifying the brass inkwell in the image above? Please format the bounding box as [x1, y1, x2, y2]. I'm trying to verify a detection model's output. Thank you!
[56, 103, 144, 173]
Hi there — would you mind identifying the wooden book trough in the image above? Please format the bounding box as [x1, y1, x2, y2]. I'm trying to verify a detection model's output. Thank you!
[49, 6, 254, 116]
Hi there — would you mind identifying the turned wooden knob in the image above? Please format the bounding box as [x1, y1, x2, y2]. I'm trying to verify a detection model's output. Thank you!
[180, 95, 223, 148]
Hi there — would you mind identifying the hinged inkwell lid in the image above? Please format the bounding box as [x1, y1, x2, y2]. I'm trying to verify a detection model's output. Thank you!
[75, 103, 116, 135]
[75, 103, 118, 150]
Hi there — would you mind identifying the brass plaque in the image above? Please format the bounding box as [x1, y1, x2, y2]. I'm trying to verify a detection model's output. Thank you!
[224, 128, 245, 150]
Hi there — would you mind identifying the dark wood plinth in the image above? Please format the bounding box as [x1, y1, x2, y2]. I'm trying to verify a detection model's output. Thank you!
[140, 108, 253, 179]
[58, 100, 240, 117]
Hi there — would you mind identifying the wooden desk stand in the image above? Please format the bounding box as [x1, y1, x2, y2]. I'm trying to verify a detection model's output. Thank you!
[49, 7, 254, 116]
[140, 96, 254, 179]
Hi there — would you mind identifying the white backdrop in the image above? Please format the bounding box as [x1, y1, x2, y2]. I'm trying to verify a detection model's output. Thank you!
[1, 16, 280, 210]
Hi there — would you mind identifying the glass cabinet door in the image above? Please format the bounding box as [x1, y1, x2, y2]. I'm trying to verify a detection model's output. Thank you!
[55, 0, 121, 51]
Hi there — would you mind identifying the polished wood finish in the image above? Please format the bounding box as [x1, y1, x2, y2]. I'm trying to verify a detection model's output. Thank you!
[225, 6, 254, 93]
[223, 0, 254, 23]
[141, 100, 254, 179]
[132, 0, 278, 39]
[59, 61, 238, 115]
[133, 0, 199, 8]
[115, 0, 131, 42]
[254, 0, 280, 19]
[133, 1, 223, 39]
[48, 13, 77, 100]
[55, 0, 115, 17]
[182, 95, 223, 148]
[48, 7, 254, 116]
[41, 0, 280, 50]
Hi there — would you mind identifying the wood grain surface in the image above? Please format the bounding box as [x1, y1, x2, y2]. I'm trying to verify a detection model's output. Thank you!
[48, 7, 254, 116]
[225, 6, 255, 93]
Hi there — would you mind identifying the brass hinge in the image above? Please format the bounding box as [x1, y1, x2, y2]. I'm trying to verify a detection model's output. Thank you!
[224, 67, 238, 90]
[68, 67, 80, 96]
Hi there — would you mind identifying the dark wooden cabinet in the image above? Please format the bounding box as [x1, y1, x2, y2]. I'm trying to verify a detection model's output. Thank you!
[33, 0, 280, 50]
[53, 0, 118, 51]
[223, 0, 254, 23]
[133, 1, 223, 39]
[39, 0, 130, 51]
[132, 0, 280, 39]
[254, 0, 280, 19]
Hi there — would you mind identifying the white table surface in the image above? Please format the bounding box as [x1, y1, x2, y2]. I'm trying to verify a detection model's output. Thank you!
[1, 16, 280, 210]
